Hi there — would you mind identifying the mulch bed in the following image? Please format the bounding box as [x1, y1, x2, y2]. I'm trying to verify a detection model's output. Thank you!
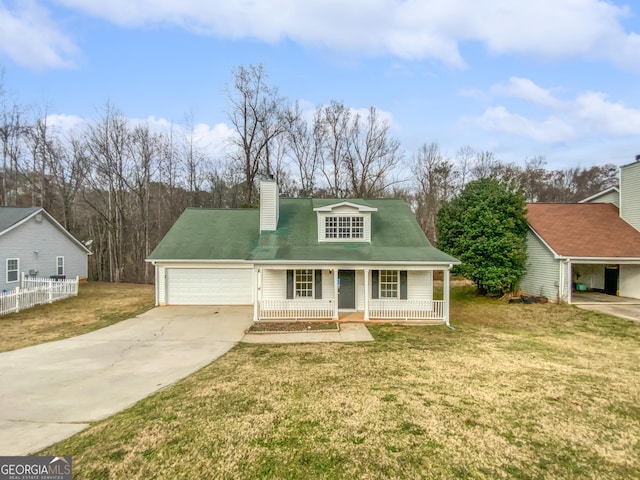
[247, 321, 339, 333]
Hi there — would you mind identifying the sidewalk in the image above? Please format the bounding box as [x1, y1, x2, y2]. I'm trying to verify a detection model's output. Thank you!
[241, 323, 374, 344]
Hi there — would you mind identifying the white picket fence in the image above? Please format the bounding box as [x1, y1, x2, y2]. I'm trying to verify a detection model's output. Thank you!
[259, 299, 335, 319]
[0, 275, 79, 316]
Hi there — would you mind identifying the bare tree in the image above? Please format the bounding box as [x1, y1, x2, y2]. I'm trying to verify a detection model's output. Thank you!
[317, 101, 351, 197]
[225, 64, 285, 204]
[412, 142, 457, 243]
[344, 107, 402, 197]
[181, 111, 210, 207]
[283, 102, 321, 196]
[0, 74, 27, 206]
[82, 102, 131, 282]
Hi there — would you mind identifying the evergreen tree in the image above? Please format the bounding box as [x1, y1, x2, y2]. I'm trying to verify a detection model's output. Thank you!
[437, 178, 528, 295]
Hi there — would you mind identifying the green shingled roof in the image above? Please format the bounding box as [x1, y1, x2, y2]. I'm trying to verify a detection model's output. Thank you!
[148, 199, 458, 264]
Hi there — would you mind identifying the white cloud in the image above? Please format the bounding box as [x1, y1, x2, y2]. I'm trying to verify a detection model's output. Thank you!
[142, 115, 234, 159]
[48, 0, 640, 72]
[0, 1, 78, 70]
[472, 77, 640, 143]
[46, 113, 87, 132]
[490, 77, 564, 109]
[573, 92, 640, 136]
[477, 106, 576, 144]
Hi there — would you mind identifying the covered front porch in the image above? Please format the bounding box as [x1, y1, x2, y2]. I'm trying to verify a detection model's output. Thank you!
[253, 265, 452, 325]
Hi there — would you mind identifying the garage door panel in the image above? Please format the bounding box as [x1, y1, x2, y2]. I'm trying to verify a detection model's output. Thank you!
[166, 268, 252, 305]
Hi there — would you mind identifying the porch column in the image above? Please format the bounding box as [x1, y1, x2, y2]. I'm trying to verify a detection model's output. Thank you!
[444, 267, 450, 326]
[364, 268, 370, 321]
[253, 267, 261, 321]
[568, 261, 573, 305]
[333, 267, 339, 320]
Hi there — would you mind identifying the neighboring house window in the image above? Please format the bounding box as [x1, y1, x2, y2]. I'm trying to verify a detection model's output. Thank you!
[56, 256, 64, 276]
[325, 216, 364, 239]
[372, 270, 407, 300]
[380, 270, 399, 298]
[286, 269, 323, 299]
[6, 258, 19, 283]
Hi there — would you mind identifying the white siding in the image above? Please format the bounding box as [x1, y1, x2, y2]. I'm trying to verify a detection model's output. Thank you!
[0, 215, 88, 291]
[408, 270, 433, 300]
[322, 270, 335, 300]
[259, 181, 279, 231]
[262, 269, 285, 300]
[620, 161, 640, 232]
[620, 264, 640, 299]
[573, 264, 605, 290]
[592, 189, 620, 207]
[519, 231, 561, 300]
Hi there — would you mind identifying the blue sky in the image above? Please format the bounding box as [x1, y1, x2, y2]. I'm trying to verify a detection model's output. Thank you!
[1, 0, 639, 170]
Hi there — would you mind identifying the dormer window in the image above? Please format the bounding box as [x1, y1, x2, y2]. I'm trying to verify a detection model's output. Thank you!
[326, 216, 364, 239]
[314, 201, 377, 242]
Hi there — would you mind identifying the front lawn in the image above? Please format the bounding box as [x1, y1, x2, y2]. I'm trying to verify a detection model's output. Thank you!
[41, 287, 640, 479]
[0, 282, 155, 352]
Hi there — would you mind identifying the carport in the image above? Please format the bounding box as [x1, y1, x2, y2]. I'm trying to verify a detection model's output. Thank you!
[568, 260, 640, 305]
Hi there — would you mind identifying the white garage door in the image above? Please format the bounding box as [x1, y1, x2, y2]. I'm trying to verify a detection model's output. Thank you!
[166, 268, 253, 305]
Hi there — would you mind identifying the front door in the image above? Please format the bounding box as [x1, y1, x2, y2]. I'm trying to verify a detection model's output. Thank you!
[338, 270, 356, 309]
[604, 266, 619, 296]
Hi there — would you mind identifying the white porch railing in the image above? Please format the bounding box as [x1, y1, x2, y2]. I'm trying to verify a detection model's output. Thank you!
[369, 299, 444, 320]
[259, 299, 335, 319]
[0, 276, 79, 316]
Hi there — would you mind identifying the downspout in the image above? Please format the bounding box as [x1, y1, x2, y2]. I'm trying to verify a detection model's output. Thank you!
[153, 262, 159, 306]
[444, 265, 455, 330]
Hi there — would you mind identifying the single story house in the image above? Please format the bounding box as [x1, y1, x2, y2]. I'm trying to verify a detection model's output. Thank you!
[0, 207, 91, 291]
[519, 158, 640, 303]
[147, 181, 460, 324]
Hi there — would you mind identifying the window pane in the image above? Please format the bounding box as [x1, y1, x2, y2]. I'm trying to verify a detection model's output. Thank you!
[7, 259, 18, 283]
[338, 217, 351, 238]
[325, 215, 365, 240]
[325, 217, 337, 238]
[352, 216, 364, 238]
[380, 270, 398, 298]
[295, 269, 313, 298]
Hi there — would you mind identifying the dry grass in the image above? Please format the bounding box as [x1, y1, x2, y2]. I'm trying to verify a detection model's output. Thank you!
[0, 282, 154, 352]
[41, 287, 640, 479]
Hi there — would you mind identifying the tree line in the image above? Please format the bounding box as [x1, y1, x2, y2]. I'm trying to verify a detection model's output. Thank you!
[0, 65, 618, 283]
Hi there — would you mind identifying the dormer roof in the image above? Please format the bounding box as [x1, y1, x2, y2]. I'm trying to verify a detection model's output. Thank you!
[312, 200, 378, 213]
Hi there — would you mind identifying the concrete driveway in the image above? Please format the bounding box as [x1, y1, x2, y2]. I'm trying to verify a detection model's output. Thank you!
[0, 306, 253, 456]
[576, 303, 640, 322]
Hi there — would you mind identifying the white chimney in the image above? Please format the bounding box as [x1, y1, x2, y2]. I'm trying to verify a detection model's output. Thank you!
[260, 180, 279, 231]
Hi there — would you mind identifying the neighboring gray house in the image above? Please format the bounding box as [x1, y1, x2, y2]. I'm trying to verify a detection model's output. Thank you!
[519, 158, 640, 303]
[0, 207, 91, 292]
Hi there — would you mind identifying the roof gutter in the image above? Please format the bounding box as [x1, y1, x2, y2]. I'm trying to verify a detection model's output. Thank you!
[554, 257, 640, 264]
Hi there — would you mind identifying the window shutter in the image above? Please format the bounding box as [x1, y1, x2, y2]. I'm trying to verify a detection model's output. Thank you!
[315, 270, 322, 299]
[371, 270, 379, 299]
[286, 270, 294, 299]
[400, 270, 408, 299]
